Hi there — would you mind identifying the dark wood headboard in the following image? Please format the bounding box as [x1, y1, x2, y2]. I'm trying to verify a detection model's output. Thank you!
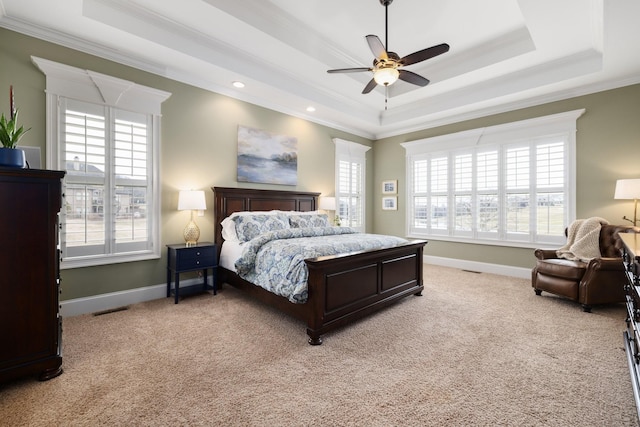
[212, 187, 320, 247]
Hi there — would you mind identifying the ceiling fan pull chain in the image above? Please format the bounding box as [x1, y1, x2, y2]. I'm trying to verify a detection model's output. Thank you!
[385, 86, 388, 110]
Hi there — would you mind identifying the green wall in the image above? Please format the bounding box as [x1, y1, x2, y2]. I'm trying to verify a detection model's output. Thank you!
[0, 28, 372, 301]
[2, 26, 639, 300]
[372, 85, 640, 269]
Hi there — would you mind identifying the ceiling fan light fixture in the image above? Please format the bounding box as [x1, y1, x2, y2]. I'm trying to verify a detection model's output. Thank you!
[374, 67, 399, 86]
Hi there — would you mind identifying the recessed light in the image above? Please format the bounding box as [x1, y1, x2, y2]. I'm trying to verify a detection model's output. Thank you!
[232, 81, 245, 88]
[306, 106, 316, 112]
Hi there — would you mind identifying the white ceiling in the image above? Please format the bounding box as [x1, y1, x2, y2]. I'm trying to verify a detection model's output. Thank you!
[1, 0, 639, 139]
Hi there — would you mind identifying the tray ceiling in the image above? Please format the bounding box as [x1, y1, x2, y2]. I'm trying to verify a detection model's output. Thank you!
[1, 0, 639, 139]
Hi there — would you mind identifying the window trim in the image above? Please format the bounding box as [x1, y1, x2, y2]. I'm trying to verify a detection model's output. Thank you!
[401, 109, 584, 248]
[32, 56, 171, 269]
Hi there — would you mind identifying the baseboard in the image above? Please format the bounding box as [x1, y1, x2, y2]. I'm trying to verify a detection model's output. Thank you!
[424, 255, 531, 279]
[60, 278, 202, 317]
[61, 259, 530, 317]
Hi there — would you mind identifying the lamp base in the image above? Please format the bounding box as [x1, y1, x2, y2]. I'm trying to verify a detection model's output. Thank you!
[183, 219, 200, 247]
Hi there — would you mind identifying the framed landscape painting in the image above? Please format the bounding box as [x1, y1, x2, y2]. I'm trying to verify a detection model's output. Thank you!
[237, 125, 298, 185]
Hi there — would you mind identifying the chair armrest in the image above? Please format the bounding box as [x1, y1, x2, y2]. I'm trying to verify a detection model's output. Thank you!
[534, 249, 558, 260]
[586, 257, 625, 271]
[579, 257, 627, 306]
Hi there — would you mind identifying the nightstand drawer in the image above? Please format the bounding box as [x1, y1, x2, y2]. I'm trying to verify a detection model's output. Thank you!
[175, 246, 216, 270]
[168, 242, 217, 272]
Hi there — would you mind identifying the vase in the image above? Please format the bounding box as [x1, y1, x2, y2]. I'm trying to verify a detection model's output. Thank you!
[0, 147, 26, 168]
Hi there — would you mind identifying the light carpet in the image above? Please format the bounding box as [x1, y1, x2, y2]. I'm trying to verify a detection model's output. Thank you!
[0, 264, 637, 426]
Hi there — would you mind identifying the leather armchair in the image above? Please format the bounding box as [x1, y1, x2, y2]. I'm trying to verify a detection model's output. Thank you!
[531, 224, 634, 312]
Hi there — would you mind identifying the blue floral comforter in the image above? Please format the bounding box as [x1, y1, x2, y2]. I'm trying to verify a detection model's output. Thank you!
[234, 227, 408, 303]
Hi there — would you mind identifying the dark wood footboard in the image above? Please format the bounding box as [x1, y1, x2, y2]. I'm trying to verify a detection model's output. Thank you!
[304, 240, 426, 344]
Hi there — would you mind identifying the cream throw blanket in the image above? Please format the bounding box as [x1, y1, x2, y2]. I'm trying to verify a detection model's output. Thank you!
[556, 217, 609, 262]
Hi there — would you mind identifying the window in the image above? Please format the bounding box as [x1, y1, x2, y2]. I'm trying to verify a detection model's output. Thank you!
[33, 57, 171, 268]
[402, 110, 584, 247]
[333, 138, 371, 231]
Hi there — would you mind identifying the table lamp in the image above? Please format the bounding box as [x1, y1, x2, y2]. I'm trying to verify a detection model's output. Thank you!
[178, 190, 206, 246]
[319, 196, 340, 226]
[614, 178, 640, 226]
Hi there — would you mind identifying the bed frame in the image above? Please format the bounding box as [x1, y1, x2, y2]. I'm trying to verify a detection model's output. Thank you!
[212, 186, 427, 345]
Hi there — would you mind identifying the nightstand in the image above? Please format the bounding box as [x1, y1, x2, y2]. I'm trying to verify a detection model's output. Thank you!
[166, 242, 217, 304]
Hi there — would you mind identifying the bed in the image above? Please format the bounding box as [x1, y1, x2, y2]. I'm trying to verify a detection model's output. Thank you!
[213, 186, 427, 345]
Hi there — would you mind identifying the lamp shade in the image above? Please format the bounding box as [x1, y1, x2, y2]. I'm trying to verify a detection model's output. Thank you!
[178, 190, 206, 211]
[319, 196, 336, 211]
[614, 179, 640, 200]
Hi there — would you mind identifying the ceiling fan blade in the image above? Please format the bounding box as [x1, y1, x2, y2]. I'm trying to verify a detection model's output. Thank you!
[399, 43, 450, 67]
[366, 35, 388, 60]
[327, 67, 372, 73]
[362, 78, 378, 94]
[398, 70, 430, 87]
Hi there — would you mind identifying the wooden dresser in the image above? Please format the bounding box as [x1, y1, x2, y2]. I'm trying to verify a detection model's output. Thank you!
[621, 231, 640, 420]
[0, 167, 65, 383]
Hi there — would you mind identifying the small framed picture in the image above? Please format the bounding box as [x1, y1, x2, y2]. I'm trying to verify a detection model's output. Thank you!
[382, 180, 397, 194]
[382, 196, 397, 210]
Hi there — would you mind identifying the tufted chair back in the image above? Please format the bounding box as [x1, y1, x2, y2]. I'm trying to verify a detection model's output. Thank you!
[599, 225, 631, 258]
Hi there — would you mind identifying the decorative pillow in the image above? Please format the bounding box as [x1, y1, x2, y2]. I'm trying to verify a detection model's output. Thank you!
[288, 213, 329, 228]
[221, 210, 282, 242]
[233, 213, 290, 242]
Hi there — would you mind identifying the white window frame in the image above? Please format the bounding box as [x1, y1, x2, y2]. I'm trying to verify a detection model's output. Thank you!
[32, 56, 171, 269]
[401, 109, 584, 248]
[333, 138, 371, 232]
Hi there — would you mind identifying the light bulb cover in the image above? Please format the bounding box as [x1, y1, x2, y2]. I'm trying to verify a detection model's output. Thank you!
[374, 67, 399, 86]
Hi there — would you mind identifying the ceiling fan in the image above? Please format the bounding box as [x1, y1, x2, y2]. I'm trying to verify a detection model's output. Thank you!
[327, 0, 450, 95]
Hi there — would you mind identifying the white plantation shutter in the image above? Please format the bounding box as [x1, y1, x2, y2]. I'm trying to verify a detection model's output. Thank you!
[113, 111, 150, 252]
[505, 145, 531, 239]
[334, 139, 370, 231]
[429, 157, 448, 232]
[402, 110, 583, 247]
[411, 159, 428, 229]
[337, 159, 363, 227]
[454, 153, 473, 235]
[476, 150, 499, 237]
[536, 141, 566, 237]
[62, 101, 107, 257]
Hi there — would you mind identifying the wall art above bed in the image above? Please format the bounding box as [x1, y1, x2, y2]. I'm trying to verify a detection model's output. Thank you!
[237, 125, 298, 186]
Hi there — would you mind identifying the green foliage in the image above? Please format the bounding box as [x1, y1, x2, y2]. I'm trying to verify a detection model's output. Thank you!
[0, 110, 30, 148]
